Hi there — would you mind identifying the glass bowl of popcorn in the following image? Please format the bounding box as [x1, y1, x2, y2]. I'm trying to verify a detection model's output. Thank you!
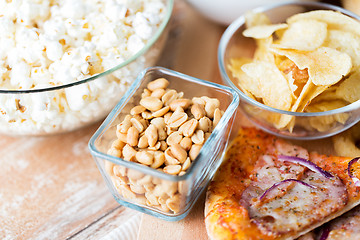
[219, 2, 360, 140]
[88, 66, 239, 220]
[0, 0, 173, 135]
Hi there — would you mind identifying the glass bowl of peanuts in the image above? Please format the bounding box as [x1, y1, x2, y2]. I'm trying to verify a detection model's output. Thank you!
[88, 66, 239, 220]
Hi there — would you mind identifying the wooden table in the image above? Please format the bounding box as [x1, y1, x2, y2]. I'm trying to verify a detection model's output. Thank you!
[1, 1, 350, 239]
[0, 1, 223, 239]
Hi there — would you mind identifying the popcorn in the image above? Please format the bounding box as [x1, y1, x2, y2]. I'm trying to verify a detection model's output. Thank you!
[0, 0, 168, 135]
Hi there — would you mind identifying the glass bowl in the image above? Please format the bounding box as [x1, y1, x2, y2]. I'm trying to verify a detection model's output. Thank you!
[88, 66, 239, 221]
[218, 1, 360, 140]
[0, 0, 173, 136]
[185, 0, 319, 25]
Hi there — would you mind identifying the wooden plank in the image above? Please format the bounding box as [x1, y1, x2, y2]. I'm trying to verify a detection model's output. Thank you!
[137, 193, 209, 240]
[0, 123, 120, 239]
[70, 207, 141, 240]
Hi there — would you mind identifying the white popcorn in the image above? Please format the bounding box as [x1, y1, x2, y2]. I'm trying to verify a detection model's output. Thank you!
[134, 13, 153, 40]
[65, 83, 90, 111]
[43, 38, 63, 61]
[0, 0, 168, 135]
[128, 35, 145, 54]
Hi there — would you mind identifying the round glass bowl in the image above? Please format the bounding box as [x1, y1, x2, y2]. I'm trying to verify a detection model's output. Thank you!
[0, 0, 173, 136]
[218, 2, 360, 140]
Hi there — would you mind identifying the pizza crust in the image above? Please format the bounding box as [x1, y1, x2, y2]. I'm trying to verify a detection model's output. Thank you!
[205, 127, 358, 240]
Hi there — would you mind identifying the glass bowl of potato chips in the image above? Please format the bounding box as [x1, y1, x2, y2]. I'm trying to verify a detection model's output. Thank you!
[219, 1, 360, 140]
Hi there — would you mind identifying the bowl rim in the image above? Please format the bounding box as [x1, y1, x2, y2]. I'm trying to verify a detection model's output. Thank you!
[218, 1, 360, 117]
[88, 66, 240, 182]
[0, 0, 174, 94]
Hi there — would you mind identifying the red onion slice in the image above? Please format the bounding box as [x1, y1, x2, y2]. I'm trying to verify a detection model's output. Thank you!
[319, 225, 330, 240]
[259, 179, 316, 201]
[347, 157, 360, 187]
[278, 155, 334, 179]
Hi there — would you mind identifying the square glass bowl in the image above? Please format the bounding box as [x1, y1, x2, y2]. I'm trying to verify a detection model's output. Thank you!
[88, 66, 239, 221]
[218, 2, 360, 140]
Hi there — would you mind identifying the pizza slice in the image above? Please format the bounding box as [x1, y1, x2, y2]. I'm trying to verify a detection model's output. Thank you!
[205, 127, 360, 240]
[298, 204, 360, 240]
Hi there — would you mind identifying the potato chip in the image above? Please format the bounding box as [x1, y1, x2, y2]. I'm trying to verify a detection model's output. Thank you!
[324, 29, 360, 68]
[254, 36, 275, 63]
[336, 70, 360, 103]
[305, 100, 349, 132]
[333, 123, 360, 158]
[280, 80, 328, 130]
[311, 87, 339, 103]
[295, 82, 329, 112]
[276, 58, 309, 97]
[306, 99, 348, 112]
[241, 61, 293, 111]
[245, 11, 271, 28]
[243, 24, 288, 39]
[228, 58, 258, 99]
[287, 10, 360, 35]
[273, 19, 327, 51]
[270, 47, 352, 86]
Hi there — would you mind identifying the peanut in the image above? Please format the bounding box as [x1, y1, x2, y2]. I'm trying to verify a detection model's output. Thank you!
[164, 148, 180, 165]
[105, 161, 115, 176]
[147, 78, 169, 91]
[179, 119, 198, 137]
[138, 135, 149, 148]
[169, 99, 192, 111]
[192, 97, 206, 106]
[204, 98, 220, 118]
[141, 88, 151, 98]
[166, 131, 182, 146]
[140, 97, 163, 111]
[198, 116, 212, 132]
[111, 139, 126, 150]
[127, 126, 139, 147]
[191, 103, 205, 120]
[189, 144, 202, 161]
[151, 151, 165, 169]
[113, 165, 127, 177]
[167, 109, 187, 128]
[127, 168, 145, 180]
[151, 117, 166, 129]
[191, 130, 204, 145]
[108, 77, 224, 214]
[122, 144, 137, 161]
[152, 106, 170, 118]
[117, 118, 132, 134]
[160, 141, 167, 151]
[180, 137, 192, 151]
[151, 88, 166, 98]
[162, 89, 177, 105]
[136, 151, 154, 165]
[166, 194, 181, 213]
[141, 111, 153, 119]
[170, 143, 187, 163]
[148, 141, 161, 151]
[130, 117, 144, 133]
[213, 108, 222, 128]
[163, 165, 181, 175]
[107, 147, 122, 158]
[182, 157, 191, 171]
[145, 124, 158, 147]
[130, 105, 146, 116]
